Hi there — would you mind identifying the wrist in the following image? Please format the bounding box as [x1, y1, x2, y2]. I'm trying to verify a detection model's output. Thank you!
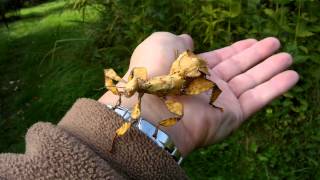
[98, 89, 195, 156]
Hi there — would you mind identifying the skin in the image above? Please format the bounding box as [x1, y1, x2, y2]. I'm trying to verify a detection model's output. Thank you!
[99, 32, 299, 156]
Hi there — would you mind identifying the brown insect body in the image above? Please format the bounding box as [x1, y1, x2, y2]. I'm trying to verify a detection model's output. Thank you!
[123, 51, 210, 97]
[105, 50, 222, 150]
[140, 74, 186, 96]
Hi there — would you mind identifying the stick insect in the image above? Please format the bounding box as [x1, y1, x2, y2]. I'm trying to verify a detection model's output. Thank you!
[105, 50, 222, 150]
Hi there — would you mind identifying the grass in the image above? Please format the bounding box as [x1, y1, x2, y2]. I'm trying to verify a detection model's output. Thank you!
[1, 0, 320, 179]
[0, 0, 103, 152]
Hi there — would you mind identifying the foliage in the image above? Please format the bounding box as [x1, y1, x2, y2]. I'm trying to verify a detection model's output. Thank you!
[88, 0, 320, 179]
[0, 0, 101, 152]
[0, 0, 319, 179]
[0, 0, 23, 26]
[0, 0, 53, 27]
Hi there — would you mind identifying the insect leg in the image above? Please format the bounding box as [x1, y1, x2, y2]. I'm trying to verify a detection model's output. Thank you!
[113, 93, 122, 109]
[109, 122, 132, 152]
[130, 93, 144, 121]
[105, 77, 124, 109]
[104, 68, 124, 82]
[153, 98, 184, 138]
[110, 93, 144, 152]
[153, 116, 183, 138]
[105, 78, 120, 95]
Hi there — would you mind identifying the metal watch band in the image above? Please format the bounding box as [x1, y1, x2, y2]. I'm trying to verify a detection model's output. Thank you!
[107, 105, 183, 164]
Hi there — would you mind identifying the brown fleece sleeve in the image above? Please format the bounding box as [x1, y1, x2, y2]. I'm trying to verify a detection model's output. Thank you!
[0, 98, 188, 180]
[0, 122, 127, 179]
[58, 98, 188, 180]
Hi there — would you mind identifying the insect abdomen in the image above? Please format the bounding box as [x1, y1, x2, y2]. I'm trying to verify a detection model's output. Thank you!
[141, 75, 185, 96]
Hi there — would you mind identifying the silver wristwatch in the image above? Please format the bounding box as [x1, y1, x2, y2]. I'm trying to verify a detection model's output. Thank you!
[107, 105, 183, 164]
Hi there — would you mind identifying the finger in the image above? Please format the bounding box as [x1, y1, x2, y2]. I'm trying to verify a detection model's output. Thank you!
[213, 37, 281, 81]
[229, 52, 293, 97]
[239, 70, 299, 119]
[198, 39, 257, 68]
[178, 34, 194, 51]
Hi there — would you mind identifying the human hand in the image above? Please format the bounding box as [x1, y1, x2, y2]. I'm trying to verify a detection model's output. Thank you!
[99, 32, 299, 156]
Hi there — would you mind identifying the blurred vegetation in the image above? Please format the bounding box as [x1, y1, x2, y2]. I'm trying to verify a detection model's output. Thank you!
[0, 0, 53, 27]
[1, 0, 320, 179]
[0, 0, 101, 151]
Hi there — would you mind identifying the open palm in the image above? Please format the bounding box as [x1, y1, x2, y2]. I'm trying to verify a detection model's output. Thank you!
[99, 32, 299, 156]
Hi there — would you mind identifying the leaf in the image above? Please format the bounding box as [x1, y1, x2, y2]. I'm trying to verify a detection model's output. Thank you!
[131, 103, 141, 119]
[116, 122, 131, 136]
[309, 25, 320, 32]
[258, 155, 268, 162]
[165, 99, 183, 116]
[227, 1, 241, 18]
[104, 69, 122, 81]
[247, 0, 260, 10]
[250, 142, 258, 153]
[264, 9, 275, 18]
[105, 78, 119, 95]
[296, 22, 315, 38]
[283, 92, 294, 99]
[296, 30, 314, 38]
[159, 118, 179, 127]
[185, 77, 214, 95]
[298, 46, 309, 54]
[276, 0, 291, 4]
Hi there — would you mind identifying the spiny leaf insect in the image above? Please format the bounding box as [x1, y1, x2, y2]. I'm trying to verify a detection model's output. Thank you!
[105, 50, 222, 151]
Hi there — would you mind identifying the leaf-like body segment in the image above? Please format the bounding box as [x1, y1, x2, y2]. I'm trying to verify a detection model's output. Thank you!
[104, 69, 122, 82]
[131, 103, 141, 120]
[185, 78, 214, 95]
[116, 122, 132, 136]
[129, 67, 148, 81]
[159, 118, 179, 127]
[170, 51, 209, 77]
[210, 85, 222, 103]
[165, 99, 183, 116]
[105, 78, 119, 95]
